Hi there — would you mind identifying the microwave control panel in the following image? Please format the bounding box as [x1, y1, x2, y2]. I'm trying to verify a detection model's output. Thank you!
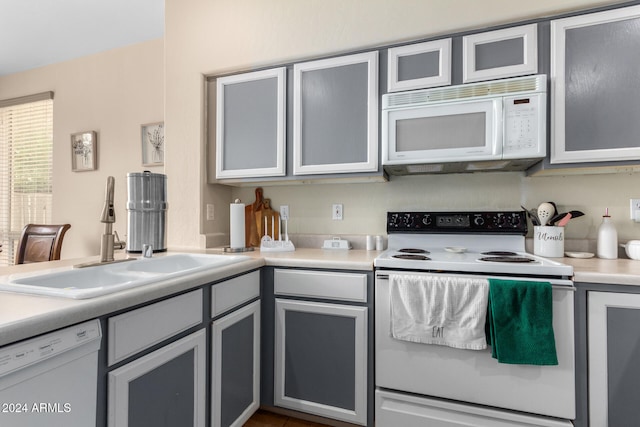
[503, 93, 546, 158]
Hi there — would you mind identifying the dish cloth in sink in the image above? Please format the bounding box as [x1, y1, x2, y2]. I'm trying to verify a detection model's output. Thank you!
[390, 274, 489, 350]
[486, 278, 558, 365]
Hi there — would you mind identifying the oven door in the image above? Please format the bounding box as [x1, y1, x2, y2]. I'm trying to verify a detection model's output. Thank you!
[382, 98, 502, 165]
[375, 271, 575, 421]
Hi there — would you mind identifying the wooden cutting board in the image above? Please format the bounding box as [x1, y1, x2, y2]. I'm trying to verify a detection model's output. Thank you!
[245, 188, 263, 247]
[255, 199, 280, 241]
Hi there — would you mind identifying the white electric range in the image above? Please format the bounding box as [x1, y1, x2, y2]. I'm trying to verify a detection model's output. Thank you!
[375, 211, 575, 427]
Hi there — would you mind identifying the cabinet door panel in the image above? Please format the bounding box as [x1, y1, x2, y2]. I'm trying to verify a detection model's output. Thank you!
[211, 301, 260, 427]
[284, 310, 356, 409]
[588, 291, 640, 426]
[463, 24, 537, 83]
[216, 68, 286, 178]
[128, 350, 195, 427]
[474, 37, 524, 70]
[108, 330, 206, 427]
[293, 52, 378, 175]
[606, 307, 640, 425]
[387, 39, 452, 92]
[274, 299, 367, 425]
[551, 6, 640, 163]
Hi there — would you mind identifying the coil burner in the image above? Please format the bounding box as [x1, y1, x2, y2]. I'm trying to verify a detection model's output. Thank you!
[479, 256, 535, 263]
[392, 254, 431, 261]
[398, 248, 430, 254]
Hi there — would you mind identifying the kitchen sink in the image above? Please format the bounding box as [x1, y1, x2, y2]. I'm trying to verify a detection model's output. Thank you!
[124, 253, 238, 274]
[0, 253, 249, 299]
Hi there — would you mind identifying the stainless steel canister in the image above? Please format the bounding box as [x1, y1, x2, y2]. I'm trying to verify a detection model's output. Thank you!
[126, 171, 167, 252]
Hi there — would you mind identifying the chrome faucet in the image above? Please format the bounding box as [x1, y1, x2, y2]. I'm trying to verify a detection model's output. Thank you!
[100, 176, 116, 262]
[74, 176, 129, 269]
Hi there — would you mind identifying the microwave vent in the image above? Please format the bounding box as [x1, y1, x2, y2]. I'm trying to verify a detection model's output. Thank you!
[384, 74, 546, 109]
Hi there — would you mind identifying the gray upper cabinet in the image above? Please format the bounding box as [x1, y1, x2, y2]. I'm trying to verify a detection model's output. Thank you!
[387, 39, 451, 92]
[215, 68, 286, 179]
[293, 52, 379, 175]
[551, 5, 640, 164]
[463, 24, 538, 83]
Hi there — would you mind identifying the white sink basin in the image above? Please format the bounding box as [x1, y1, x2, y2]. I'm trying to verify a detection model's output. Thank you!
[124, 253, 238, 274]
[0, 253, 249, 299]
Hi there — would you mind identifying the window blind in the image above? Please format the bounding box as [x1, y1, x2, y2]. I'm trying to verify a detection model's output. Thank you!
[0, 92, 54, 265]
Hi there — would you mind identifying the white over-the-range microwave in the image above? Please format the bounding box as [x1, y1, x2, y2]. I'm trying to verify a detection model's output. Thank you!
[382, 74, 547, 175]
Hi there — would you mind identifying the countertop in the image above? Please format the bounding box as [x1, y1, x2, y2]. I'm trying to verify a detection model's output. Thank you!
[0, 249, 379, 347]
[1, 247, 640, 347]
[561, 256, 640, 286]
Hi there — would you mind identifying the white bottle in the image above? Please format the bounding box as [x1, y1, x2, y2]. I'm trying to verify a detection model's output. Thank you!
[597, 209, 618, 259]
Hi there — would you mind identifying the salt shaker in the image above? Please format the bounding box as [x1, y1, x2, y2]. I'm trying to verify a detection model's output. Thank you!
[366, 235, 375, 251]
[375, 235, 384, 251]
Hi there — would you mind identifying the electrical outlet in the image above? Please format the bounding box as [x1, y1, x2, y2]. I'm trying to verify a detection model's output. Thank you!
[332, 204, 343, 220]
[206, 204, 215, 221]
[630, 199, 640, 221]
[280, 205, 290, 220]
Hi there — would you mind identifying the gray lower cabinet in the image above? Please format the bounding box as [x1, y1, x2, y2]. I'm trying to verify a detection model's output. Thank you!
[108, 330, 207, 427]
[587, 290, 640, 427]
[271, 268, 370, 426]
[210, 270, 261, 427]
[104, 271, 261, 427]
[107, 289, 207, 427]
[211, 301, 261, 427]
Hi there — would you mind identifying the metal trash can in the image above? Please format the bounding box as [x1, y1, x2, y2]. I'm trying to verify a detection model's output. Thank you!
[126, 171, 167, 253]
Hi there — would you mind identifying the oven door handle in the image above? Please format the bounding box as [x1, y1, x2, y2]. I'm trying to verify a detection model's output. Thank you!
[375, 273, 576, 291]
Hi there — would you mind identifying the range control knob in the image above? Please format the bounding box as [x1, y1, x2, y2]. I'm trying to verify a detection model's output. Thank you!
[494, 214, 507, 227]
[389, 214, 401, 227]
[403, 213, 413, 227]
[508, 213, 521, 228]
[422, 214, 432, 226]
[473, 216, 485, 226]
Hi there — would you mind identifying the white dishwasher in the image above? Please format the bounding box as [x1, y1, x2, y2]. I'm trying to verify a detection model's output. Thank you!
[0, 319, 102, 427]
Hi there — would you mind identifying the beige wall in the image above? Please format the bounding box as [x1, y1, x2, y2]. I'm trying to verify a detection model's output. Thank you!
[166, 0, 640, 249]
[3, 1, 637, 260]
[0, 39, 164, 259]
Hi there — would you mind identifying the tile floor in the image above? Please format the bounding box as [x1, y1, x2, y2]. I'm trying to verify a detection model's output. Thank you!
[243, 409, 330, 427]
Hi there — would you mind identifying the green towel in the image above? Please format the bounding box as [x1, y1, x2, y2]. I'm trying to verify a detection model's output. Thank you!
[487, 279, 558, 365]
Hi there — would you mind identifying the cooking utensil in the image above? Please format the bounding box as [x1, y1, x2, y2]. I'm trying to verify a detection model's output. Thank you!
[549, 210, 585, 225]
[537, 202, 555, 226]
[548, 212, 565, 225]
[569, 210, 585, 219]
[548, 201, 558, 218]
[556, 212, 572, 227]
[527, 208, 540, 226]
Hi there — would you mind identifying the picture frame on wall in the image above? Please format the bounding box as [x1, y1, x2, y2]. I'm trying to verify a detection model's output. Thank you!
[141, 122, 164, 166]
[71, 131, 97, 172]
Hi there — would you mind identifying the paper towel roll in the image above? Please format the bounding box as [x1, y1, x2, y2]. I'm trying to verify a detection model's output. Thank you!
[230, 201, 245, 249]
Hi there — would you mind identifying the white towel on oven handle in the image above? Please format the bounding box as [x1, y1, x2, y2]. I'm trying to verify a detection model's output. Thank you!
[389, 274, 489, 350]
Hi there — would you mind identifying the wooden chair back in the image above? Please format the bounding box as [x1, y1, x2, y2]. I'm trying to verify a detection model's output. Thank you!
[15, 224, 71, 264]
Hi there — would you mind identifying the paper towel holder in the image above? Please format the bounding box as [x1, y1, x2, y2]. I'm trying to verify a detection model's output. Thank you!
[224, 199, 255, 253]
